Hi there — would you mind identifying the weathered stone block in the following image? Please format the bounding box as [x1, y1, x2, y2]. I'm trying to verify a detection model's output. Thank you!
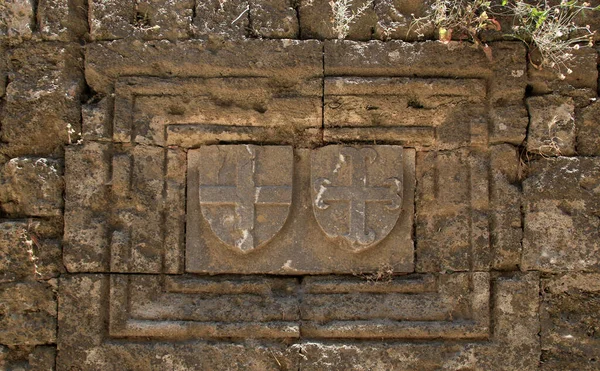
[374, 0, 434, 41]
[523, 157, 600, 272]
[187, 145, 415, 274]
[490, 144, 522, 270]
[489, 103, 529, 144]
[0, 281, 57, 346]
[2, 43, 83, 157]
[541, 273, 600, 370]
[112, 77, 321, 147]
[299, 0, 376, 40]
[249, 0, 299, 38]
[527, 95, 576, 156]
[323, 77, 486, 149]
[85, 39, 323, 95]
[37, 0, 88, 41]
[416, 149, 491, 272]
[57, 273, 538, 370]
[81, 98, 110, 141]
[89, 0, 194, 40]
[529, 47, 598, 95]
[193, 0, 249, 39]
[0, 0, 34, 41]
[0, 221, 63, 282]
[577, 101, 600, 156]
[63, 142, 111, 272]
[0, 345, 56, 371]
[0, 158, 63, 217]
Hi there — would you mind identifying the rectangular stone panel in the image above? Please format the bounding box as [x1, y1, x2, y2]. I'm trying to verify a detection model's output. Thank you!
[186, 145, 415, 274]
[323, 77, 487, 149]
[57, 272, 538, 370]
[416, 149, 491, 272]
[112, 77, 322, 147]
[522, 157, 600, 272]
[64, 142, 186, 273]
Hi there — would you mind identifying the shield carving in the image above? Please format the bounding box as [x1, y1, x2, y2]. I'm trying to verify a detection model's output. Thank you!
[196, 145, 293, 253]
[311, 145, 403, 252]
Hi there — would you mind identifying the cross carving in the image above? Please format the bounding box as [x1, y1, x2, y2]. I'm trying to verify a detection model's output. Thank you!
[199, 146, 292, 252]
[314, 147, 402, 246]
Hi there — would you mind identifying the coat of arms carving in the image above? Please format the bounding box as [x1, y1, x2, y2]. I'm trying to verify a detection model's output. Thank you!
[311, 145, 404, 252]
[195, 145, 293, 253]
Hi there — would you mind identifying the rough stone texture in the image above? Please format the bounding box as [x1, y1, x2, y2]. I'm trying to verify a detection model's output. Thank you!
[193, 0, 249, 39]
[490, 144, 523, 270]
[299, 0, 377, 40]
[528, 47, 599, 96]
[57, 272, 539, 370]
[577, 101, 600, 156]
[0, 220, 63, 282]
[527, 95, 576, 156]
[2, 43, 84, 158]
[0, 0, 34, 41]
[541, 273, 600, 370]
[374, 0, 435, 41]
[0, 158, 63, 217]
[416, 149, 491, 272]
[37, 0, 88, 41]
[0, 345, 56, 371]
[85, 39, 322, 95]
[523, 157, 600, 272]
[0, 280, 57, 346]
[249, 0, 299, 38]
[89, 0, 194, 40]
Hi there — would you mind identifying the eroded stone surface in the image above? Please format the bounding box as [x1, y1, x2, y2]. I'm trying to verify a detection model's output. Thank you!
[0, 345, 56, 371]
[523, 157, 600, 272]
[57, 272, 539, 370]
[0, 158, 63, 217]
[2, 43, 83, 157]
[527, 95, 576, 156]
[299, 0, 376, 40]
[541, 273, 600, 370]
[0, 0, 34, 41]
[249, 0, 299, 38]
[89, 0, 194, 40]
[0, 281, 57, 346]
[0, 221, 63, 282]
[37, 0, 87, 41]
[577, 101, 600, 156]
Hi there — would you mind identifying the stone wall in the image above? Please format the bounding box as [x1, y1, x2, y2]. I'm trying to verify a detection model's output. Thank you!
[0, 1, 599, 370]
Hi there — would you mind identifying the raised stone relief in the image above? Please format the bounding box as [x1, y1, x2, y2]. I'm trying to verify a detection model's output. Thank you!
[194, 145, 293, 253]
[311, 145, 403, 251]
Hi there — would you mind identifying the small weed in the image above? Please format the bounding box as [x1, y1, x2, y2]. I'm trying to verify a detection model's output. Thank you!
[330, 0, 374, 39]
[506, 0, 597, 77]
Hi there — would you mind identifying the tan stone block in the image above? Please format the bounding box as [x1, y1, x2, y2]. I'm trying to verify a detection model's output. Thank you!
[193, 0, 248, 39]
[0, 281, 57, 346]
[527, 95, 576, 156]
[0, 221, 63, 282]
[89, 0, 194, 40]
[416, 149, 491, 272]
[3, 43, 83, 157]
[0, 0, 34, 41]
[0, 158, 63, 217]
[577, 100, 600, 156]
[0, 345, 56, 371]
[37, 0, 87, 41]
[63, 142, 111, 272]
[523, 157, 600, 271]
[541, 273, 600, 370]
[187, 145, 415, 274]
[249, 0, 299, 38]
[85, 39, 322, 95]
